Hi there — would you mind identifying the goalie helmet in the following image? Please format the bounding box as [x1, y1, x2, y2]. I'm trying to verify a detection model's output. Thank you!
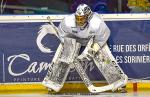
[75, 4, 92, 27]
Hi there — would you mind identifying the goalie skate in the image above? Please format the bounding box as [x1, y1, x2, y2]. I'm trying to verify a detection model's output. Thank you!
[42, 38, 81, 92]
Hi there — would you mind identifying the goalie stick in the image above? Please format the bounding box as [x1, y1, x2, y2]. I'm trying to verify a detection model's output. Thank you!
[74, 58, 116, 93]
[47, 16, 59, 38]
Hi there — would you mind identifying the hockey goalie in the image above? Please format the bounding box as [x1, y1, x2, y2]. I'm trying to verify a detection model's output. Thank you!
[36, 4, 128, 93]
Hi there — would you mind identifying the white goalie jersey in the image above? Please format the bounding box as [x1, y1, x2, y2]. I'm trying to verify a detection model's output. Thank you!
[58, 13, 110, 47]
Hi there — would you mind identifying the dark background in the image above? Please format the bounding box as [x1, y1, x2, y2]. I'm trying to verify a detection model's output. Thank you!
[0, 0, 150, 14]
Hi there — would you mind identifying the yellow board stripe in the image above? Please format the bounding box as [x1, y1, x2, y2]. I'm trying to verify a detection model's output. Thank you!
[0, 82, 150, 94]
[0, 84, 48, 94]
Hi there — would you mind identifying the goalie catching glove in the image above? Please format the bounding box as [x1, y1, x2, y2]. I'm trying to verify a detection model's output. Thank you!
[78, 38, 102, 61]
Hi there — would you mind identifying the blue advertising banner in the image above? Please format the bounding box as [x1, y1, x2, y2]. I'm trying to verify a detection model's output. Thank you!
[0, 51, 3, 82]
[0, 23, 59, 83]
[0, 20, 150, 83]
[107, 20, 150, 80]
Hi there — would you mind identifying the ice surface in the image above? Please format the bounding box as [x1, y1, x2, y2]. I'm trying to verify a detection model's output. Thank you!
[0, 92, 150, 97]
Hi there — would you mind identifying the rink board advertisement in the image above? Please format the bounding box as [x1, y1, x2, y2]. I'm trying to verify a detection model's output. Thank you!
[0, 18, 150, 83]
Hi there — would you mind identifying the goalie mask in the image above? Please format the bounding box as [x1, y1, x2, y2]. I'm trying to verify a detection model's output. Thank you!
[75, 4, 92, 27]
